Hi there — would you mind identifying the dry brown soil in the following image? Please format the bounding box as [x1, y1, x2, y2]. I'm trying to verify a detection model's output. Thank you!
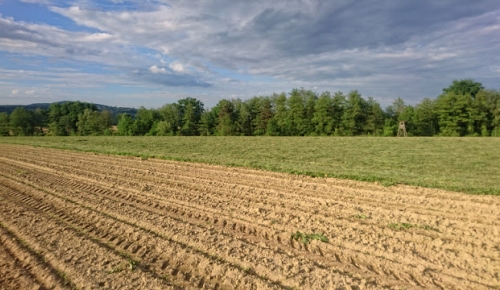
[0, 144, 499, 290]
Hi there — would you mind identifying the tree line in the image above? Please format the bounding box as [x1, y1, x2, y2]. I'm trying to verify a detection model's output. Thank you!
[1, 79, 499, 137]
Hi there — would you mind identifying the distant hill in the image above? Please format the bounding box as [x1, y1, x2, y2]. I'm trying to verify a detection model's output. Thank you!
[0, 101, 137, 116]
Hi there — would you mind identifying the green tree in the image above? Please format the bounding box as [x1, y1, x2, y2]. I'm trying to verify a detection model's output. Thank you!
[178, 97, 204, 136]
[132, 107, 157, 135]
[383, 118, 397, 137]
[435, 92, 470, 136]
[215, 100, 236, 136]
[287, 89, 307, 135]
[32, 108, 47, 135]
[117, 113, 134, 136]
[331, 92, 346, 135]
[312, 92, 334, 135]
[76, 109, 111, 135]
[233, 99, 254, 136]
[10, 107, 34, 136]
[0, 112, 10, 136]
[101, 110, 113, 131]
[494, 95, 500, 137]
[47, 102, 97, 135]
[467, 89, 500, 136]
[199, 110, 217, 136]
[269, 93, 288, 136]
[364, 97, 385, 136]
[342, 90, 367, 135]
[414, 98, 438, 136]
[65, 102, 97, 135]
[478, 90, 500, 136]
[47, 103, 66, 136]
[303, 89, 318, 135]
[392, 97, 407, 119]
[443, 79, 484, 98]
[252, 97, 274, 136]
[158, 103, 181, 136]
[154, 121, 171, 136]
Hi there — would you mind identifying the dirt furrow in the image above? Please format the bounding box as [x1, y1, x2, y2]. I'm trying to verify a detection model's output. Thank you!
[2, 153, 499, 277]
[9, 149, 497, 205]
[0, 184, 173, 290]
[1, 165, 386, 289]
[0, 152, 496, 288]
[1, 175, 296, 289]
[3, 148, 498, 237]
[0, 222, 70, 290]
[0, 144, 499, 289]
[3, 151, 498, 253]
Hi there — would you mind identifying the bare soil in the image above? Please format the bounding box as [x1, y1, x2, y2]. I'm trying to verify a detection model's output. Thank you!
[0, 144, 499, 289]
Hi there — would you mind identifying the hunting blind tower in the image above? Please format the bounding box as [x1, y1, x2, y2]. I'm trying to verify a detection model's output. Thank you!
[397, 121, 407, 137]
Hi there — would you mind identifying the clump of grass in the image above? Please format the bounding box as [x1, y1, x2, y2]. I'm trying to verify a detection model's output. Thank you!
[106, 267, 124, 274]
[352, 214, 368, 219]
[388, 223, 415, 230]
[118, 251, 130, 259]
[388, 223, 439, 232]
[420, 224, 440, 232]
[57, 271, 72, 285]
[106, 258, 138, 274]
[291, 231, 329, 244]
[16, 170, 29, 176]
[127, 259, 137, 270]
[240, 266, 254, 274]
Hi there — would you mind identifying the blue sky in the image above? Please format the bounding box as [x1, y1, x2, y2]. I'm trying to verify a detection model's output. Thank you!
[0, 0, 499, 108]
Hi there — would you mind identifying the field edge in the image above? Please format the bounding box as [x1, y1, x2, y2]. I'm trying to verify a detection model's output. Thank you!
[8, 142, 499, 196]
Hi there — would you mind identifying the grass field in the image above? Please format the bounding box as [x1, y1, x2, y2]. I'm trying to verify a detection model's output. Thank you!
[1, 136, 499, 195]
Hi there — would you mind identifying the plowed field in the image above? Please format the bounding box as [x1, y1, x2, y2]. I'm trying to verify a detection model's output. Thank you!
[0, 144, 499, 289]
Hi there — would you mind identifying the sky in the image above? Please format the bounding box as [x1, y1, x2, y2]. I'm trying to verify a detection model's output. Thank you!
[0, 0, 499, 108]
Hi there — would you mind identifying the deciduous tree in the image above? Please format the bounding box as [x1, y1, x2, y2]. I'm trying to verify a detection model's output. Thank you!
[10, 107, 34, 136]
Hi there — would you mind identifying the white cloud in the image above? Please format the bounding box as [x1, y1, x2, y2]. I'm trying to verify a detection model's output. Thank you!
[11, 89, 19, 95]
[169, 61, 185, 73]
[25, 89, 36, 95]
[148, 65, 167, 74]
[79, 33, 115, 42]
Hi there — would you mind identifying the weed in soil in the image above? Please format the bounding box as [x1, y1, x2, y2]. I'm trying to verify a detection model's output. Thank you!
[291, 231, 329, 244]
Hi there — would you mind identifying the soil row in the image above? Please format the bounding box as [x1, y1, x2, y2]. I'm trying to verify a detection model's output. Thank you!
[0, 144, 499, 289]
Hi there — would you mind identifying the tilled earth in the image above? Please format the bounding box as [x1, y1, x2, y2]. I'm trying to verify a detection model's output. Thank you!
[0, 144, 499, 289]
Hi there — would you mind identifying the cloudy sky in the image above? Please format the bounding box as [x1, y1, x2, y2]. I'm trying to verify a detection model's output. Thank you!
[0, 0, 499, 108]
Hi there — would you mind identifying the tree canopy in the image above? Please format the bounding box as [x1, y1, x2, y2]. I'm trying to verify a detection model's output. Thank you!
[2, 80, 499, 137]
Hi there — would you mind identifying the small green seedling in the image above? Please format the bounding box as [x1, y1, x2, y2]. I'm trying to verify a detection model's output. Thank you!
[240, 266, 254, 274]
[106, 267, 123, 274]
[352, 214, 368, 219]
[127, 259, 137, 270]
[388, 222, 439, 232]
[388, 223, 415, 230]
[291, 231, 329, 244]
[420, 224, 440, 232]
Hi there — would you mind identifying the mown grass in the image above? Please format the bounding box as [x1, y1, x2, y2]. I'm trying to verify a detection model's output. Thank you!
[1, 136, 499, 195]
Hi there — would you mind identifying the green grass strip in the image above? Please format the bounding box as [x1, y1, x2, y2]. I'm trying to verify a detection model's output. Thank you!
[1, 136, 499, 195]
